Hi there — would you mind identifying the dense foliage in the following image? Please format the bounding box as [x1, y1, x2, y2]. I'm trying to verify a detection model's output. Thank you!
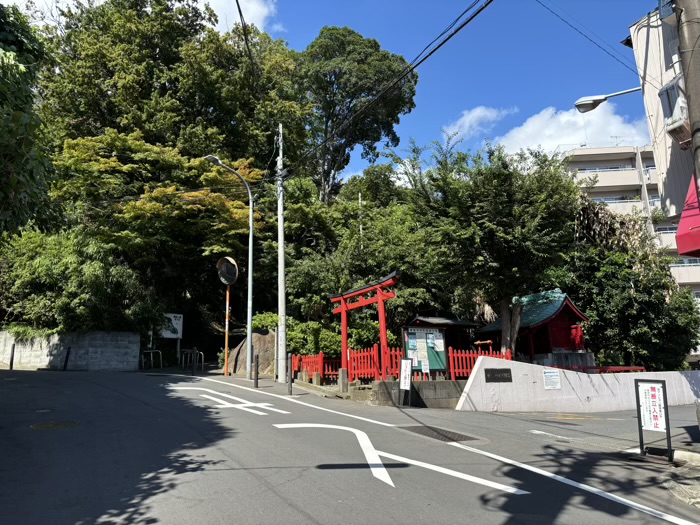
[0, 0, 697, 371]
[0, 5, 51, 232]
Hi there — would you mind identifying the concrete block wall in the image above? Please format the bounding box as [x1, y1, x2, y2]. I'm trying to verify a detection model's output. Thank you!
[0, 331, 140, 371]
[371, 380, 468, 409]
[456, 356, 700, 413]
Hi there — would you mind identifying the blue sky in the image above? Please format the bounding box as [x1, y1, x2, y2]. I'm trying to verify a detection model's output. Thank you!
[208, 0, 659, 175]
[6, 0, 658, 176]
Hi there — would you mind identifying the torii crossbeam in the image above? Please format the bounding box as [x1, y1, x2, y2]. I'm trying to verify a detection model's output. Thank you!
[330, 271, 400, 370]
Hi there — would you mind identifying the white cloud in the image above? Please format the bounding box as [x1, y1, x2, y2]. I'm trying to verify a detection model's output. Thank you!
[495, 102, 650, 153]
[444, 106, 518, 140]
[207, 0, 277, 32]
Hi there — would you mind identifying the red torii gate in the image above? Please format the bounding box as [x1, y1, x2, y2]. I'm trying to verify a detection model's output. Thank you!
[330, 271, 400, 371]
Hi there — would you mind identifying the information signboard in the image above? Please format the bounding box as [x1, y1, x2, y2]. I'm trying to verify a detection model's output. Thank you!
[543, 369, 561, 390]
[161, 313, 183, 339]
[634, 378, 672, 461]
[638, 381, 666, 432]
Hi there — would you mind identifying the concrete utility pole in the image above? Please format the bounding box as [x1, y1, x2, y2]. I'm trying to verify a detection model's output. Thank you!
[677, 0, 700, 179]
[276, 124, 287, 384]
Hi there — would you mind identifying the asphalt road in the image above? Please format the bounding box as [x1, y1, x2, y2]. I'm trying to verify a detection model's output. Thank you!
[1, 370, 698, 525]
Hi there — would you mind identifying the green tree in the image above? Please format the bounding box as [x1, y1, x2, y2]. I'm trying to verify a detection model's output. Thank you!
[0, 229, 160, 334]
[554, 200, 700, 370]
[301, 26, 418, 203]
[50, 129, 261, 324]
[39, 0, 308, 165]
[0, 5, 51, 232]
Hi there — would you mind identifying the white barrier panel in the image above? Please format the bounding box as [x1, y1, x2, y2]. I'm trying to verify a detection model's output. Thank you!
[455, 357, 700, 413]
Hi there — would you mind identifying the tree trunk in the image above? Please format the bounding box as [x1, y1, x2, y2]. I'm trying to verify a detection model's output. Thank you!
[500, 298, 522, 354]
[500, 298, 511, 354]
[509, 303, 522, 354]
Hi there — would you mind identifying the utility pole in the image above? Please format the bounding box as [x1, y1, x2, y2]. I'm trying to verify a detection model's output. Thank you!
[276, 123, 287, 384]
[677, 0, 700, 179]
[359, 192, 364, 251]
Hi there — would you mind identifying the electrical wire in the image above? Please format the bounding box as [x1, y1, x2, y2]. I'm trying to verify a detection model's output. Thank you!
[532, 0, 661, 91]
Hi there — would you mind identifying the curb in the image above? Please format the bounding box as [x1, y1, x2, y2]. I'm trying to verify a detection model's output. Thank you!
[675, 448, 700, 467]
[293, 381, 351, 399]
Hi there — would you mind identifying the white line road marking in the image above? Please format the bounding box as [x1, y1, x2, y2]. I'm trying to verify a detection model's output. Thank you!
[529, 430, 579, 441]
[169, 387, 291, 415]
[170, 376, 395, 427]
[449, 442, 697, 525]
[274, 423, 395, 487]
[623, 447, 641, 454]
[376, 451, 529, 495]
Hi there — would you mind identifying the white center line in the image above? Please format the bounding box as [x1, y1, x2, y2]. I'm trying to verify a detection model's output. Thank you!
[169, 376, 395, 427]
[449, 442, 697, 525]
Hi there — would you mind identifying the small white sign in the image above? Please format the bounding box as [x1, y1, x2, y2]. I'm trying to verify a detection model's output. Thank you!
[543, 369, 561, 390]
[638, 382, 666, 432]
[400, 359, 412, 390]
[161, 313, 183, 339]
[421, 360, 430, 374]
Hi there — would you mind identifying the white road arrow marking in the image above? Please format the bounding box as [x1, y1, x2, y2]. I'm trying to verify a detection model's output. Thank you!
[274, 423, 394, 487]
[376, 451, 528, 495]
[169, 386, 290, 415]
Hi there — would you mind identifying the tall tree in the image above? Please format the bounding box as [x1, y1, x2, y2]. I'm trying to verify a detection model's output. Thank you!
[301, 26, 417, 203]
[39, 0, 308, 165]
[0, 5, 51, 232]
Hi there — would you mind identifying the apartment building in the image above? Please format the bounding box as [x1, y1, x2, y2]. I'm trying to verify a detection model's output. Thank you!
[565, 146, 700, 366]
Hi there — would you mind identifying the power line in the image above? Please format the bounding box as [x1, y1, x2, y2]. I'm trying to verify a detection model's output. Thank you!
[532, 0, 661, 91]
[235, 0, 259, 88]
[286, 0, 497, 180]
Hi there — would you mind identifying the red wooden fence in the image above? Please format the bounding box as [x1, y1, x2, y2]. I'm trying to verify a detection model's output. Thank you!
[292, 345, 514, 383]
[448, 347, 512, 380]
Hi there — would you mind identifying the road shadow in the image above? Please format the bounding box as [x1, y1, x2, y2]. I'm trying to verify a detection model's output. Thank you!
[0, 371, 234, 525]
[477, 444, 695, 524]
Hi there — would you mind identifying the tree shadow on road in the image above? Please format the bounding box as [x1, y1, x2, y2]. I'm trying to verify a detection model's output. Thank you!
[477, 444, 696, 524]
[0, 371, 235, 525]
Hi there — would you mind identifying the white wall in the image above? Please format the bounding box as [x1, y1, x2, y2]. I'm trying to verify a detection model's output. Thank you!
[456, 356, 700, 413]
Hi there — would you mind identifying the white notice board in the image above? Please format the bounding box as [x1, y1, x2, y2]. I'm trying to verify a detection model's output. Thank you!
[400, 359, 412, 390]
[543, 369, 561, 390]
[638, 381, 666, 432]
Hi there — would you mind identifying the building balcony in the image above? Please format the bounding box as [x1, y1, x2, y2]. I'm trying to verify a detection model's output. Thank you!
[604, 200, 646, 216]
[575, 168, 640, 191]
[670, 262, 700, 284]
[644, 168, 659, 186]
[657, 232, 678, 251]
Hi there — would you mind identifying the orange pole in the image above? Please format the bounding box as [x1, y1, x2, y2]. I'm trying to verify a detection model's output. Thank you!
[224, 284, 230, 376]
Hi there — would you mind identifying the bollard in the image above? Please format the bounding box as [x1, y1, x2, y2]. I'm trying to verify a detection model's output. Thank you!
[62, 346, 71, 371]
[254, 354, 259, 389]
[287, 353, 293, 395]
[9, 343, 15, 371]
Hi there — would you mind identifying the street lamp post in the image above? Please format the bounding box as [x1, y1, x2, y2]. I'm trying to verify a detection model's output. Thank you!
[574, 86, 642, 114]
[205, 155, 254, 380]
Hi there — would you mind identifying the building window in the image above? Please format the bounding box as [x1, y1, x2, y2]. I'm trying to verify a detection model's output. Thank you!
[672, 257, 700, 266]
[656, 226, 678, 233]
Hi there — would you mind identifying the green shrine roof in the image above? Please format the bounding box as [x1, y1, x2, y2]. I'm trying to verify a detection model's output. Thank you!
[477, 289, 587, 333]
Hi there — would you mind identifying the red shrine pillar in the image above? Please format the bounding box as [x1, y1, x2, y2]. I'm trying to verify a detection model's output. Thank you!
[377, 292, 389, 380]
[340, 299, 349, 370]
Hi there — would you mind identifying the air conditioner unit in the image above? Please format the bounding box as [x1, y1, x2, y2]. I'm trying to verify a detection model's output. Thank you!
[659, 74, 692, 149]
[667, 95, 691, 149]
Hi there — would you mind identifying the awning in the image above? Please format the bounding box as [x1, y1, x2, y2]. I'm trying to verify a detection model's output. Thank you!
[676, 173, 700, 257]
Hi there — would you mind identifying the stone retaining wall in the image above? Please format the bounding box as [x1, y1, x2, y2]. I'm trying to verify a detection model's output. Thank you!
[0, 331, 140, 371]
